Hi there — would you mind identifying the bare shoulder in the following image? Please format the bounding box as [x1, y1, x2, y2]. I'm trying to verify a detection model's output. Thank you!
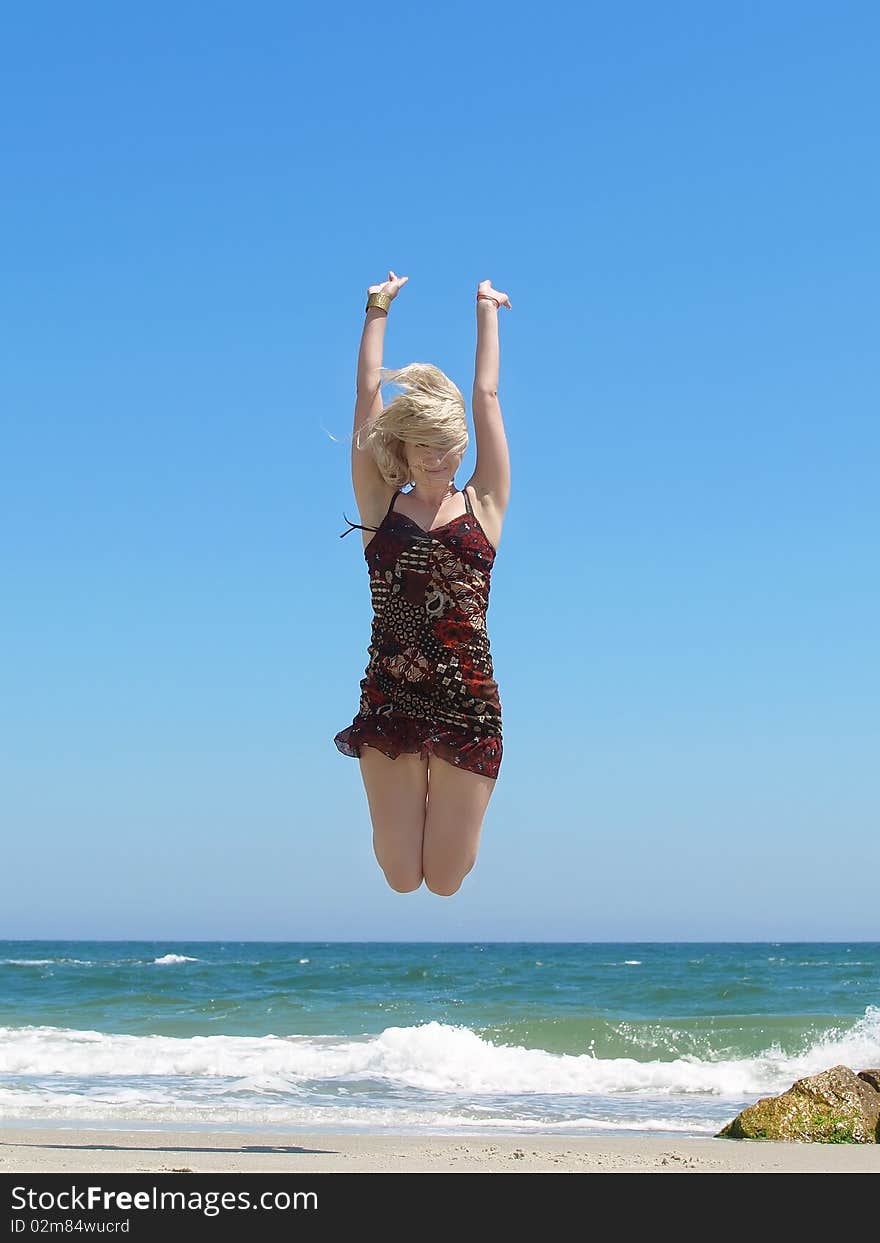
[351, 432, 397, 526]
[350, 479, 398, 547]
[464, 477, 508, 552]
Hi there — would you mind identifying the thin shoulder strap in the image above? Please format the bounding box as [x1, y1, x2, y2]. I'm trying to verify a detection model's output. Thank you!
[339, 515, 377, 538]
[462, 486, 474, 516]
[339, 489, 402, 539]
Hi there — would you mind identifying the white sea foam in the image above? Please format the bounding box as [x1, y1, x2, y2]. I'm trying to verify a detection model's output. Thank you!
[1, 959, 105, 967]
[152, 954, 200, 964]
[0, 1006, 877, 1102]
[0, 1087, 723, 1135]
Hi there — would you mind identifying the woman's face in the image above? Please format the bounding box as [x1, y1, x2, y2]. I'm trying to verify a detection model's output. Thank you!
[405, 440, 464, 484]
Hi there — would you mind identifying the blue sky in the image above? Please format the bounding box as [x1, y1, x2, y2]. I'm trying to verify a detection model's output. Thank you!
[2, 2, 877, 941]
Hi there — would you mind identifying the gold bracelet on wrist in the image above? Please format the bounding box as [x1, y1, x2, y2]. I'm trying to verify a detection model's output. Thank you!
[365, 291, 392, 313]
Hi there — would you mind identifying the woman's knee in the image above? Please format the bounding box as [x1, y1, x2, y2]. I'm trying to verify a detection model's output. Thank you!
[425, 876, 461, 897]
[382, 865, 424, 893]
[372, 831, 425, 892]
[423, 856, 476, 897]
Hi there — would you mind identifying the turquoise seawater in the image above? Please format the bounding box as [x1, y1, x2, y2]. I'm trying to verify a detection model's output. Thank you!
[1, 941, 878, 1137]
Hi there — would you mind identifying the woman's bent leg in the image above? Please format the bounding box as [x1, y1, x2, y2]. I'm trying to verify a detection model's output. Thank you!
[358, 744, 429, 892]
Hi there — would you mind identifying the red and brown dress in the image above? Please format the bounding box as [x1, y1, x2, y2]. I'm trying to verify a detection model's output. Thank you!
[334, 486, 503, 779]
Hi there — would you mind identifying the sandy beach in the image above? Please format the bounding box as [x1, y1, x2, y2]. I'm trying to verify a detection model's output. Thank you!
[1, 1126, 878, 1174]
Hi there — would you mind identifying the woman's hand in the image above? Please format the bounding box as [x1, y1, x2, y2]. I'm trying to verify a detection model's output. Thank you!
[477, 278, 512, 309]
[367, 270, 409, 302]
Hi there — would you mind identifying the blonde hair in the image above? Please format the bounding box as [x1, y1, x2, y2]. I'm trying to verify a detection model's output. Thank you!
[354, 362, 468, 488]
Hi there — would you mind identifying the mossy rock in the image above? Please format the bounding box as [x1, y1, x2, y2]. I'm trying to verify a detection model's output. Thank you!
[717, 1064, 880, 1143]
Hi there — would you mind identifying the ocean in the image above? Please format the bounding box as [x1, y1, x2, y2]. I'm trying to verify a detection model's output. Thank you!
[1, 941, 878, 1138]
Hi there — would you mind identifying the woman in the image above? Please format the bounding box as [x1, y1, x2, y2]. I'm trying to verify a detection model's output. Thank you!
[335, 271, 512, 897]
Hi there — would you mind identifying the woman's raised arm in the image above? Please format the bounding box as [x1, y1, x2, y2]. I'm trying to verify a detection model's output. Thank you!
[471, 279, 512, 508]
[351, 271, 408, 498]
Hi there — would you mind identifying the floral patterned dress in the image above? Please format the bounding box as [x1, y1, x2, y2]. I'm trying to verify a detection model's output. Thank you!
[334, 486, 503, 779]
